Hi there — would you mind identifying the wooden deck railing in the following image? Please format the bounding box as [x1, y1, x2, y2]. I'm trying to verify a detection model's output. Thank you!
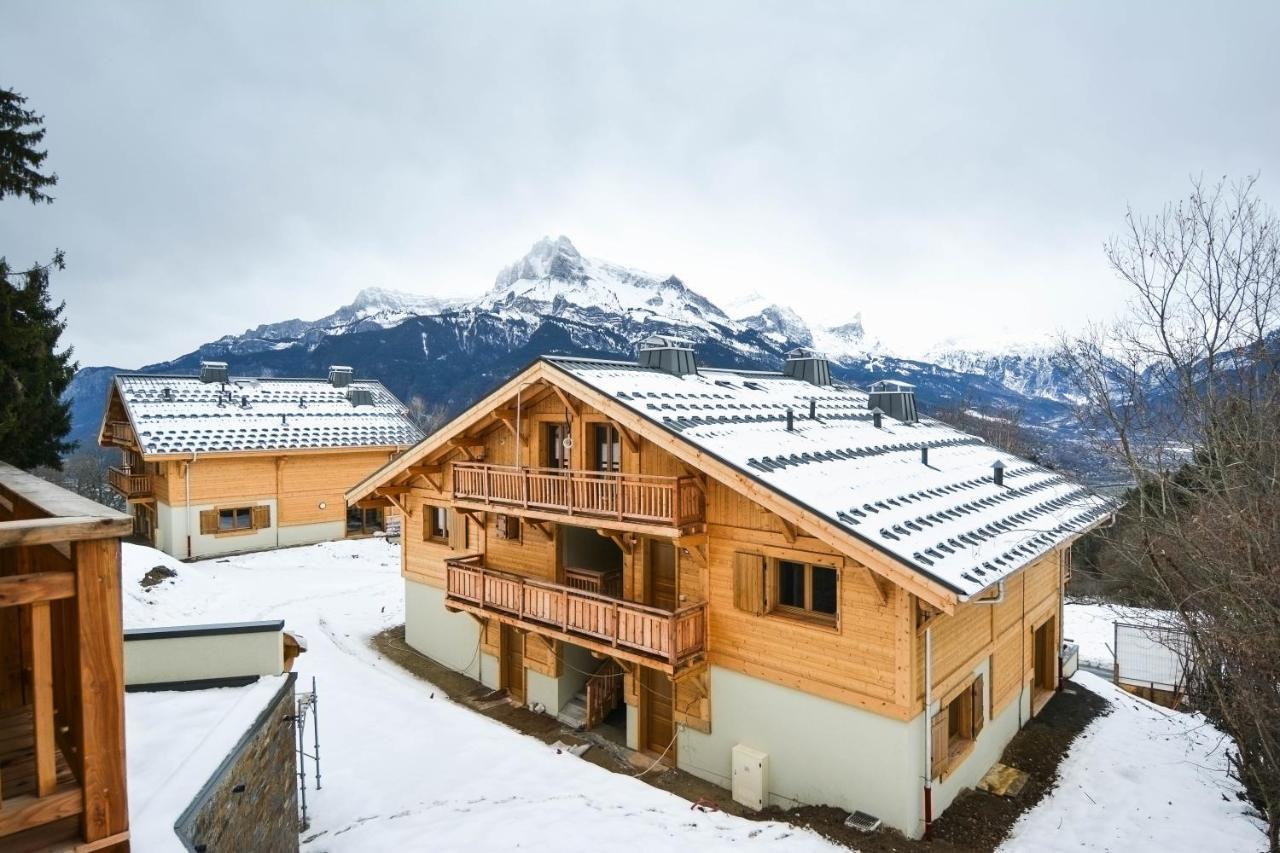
[585, 658, 623, 729]
[565, 565, 623, 598]
[451, 463, 704, 528]
[104, 421, 134, 445]
[1, 461, 132, 850]
[445, 555, 707, 670]
[108, 466, 152, 499]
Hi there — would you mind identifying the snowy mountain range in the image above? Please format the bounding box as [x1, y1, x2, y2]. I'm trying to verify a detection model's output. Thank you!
[66, 236, 1098, 472]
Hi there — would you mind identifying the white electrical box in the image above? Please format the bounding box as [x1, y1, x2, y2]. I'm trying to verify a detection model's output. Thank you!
[731, 744, 769, 811]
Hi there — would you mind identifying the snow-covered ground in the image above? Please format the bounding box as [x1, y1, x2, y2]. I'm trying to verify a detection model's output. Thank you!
[998, 672, 1265, 852]
[121, 540, 1264, 852]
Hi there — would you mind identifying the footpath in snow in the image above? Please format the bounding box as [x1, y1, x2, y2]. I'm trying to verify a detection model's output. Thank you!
[121, 539, 1264, 852]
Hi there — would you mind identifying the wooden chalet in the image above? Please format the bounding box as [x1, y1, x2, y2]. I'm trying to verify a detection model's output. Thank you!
[347, 339, 1113, 838]
[99, 363, 423, 559]
[1, 462, 132, 851]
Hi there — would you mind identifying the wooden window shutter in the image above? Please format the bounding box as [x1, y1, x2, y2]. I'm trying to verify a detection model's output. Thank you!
[732, 552, 766, 615]
[199, 509, 219, 535]
[930, 709, 948, 779]
[253, 505, 271, 530]
[971, 674, 985, 737]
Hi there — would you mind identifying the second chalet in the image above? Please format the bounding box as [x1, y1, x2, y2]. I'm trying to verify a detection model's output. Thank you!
[101, 362, 423, 559]
[347, 338, 1113, 839]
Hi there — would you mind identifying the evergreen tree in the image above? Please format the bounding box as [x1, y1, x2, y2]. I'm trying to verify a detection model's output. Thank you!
[1, 87, 76, 468]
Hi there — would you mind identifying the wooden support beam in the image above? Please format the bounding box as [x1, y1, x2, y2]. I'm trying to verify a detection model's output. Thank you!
[551, 385, 580, 417]
[527, 519, 551, 537]
[493, 407, 519, 437]
[680, 542, 707, 568]
[0, 783, 83, 838]
[0, 572, 75, 608]
[862, 565, 891, 607]
[447, 438, 485, 461]
[618, 426, 640, 454]
[778, 518, 798, 544]
[376, 485, 412, 496]
[596, 529, 634, 555]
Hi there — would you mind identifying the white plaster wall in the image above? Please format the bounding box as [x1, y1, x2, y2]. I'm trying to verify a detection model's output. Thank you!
[277, 520, 346, 548]
[479, 653, 500, 690]
[125, 630, 284, 686]
[626, 704, 640, 751]
[526, 670, 556, 712]
[557, 643, 597, 711]
[679, 665, 923, 835]
[404, 579, 482, 680]
[155, 499, 280, 560]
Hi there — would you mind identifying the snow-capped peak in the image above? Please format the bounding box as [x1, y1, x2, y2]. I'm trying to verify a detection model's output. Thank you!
[475, 236, 733, 332]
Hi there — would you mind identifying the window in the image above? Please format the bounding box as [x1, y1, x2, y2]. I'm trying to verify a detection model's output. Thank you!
[930, 675, 985, 779]
[200, 505, 269, 535]
[774, 559, 838, 622]
[219, 507, 253, 531]
[426, 505, 450, 543]
[347, 506, 384, 536]
[731, 552, 839, 625]
[495, 513, 521, 541]
[544, 423, 569, 469]
[592, 424, 621, 472]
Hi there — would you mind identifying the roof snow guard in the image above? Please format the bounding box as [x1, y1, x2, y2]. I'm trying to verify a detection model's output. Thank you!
[544, 355, 1114, 599]
[783, 347, 832, 387]
[868, 379, 918, 423]
[637, 335, 698, 377]
[199, 361, 229, 385]
[111, 373, 424, 457]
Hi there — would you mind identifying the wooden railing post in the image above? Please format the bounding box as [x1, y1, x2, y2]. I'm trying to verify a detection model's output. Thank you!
[30, 599, 56, 797]
[73, 537, 128, 845]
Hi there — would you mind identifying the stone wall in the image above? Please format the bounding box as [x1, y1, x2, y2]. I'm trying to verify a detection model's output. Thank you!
[176, 673, 300, 853]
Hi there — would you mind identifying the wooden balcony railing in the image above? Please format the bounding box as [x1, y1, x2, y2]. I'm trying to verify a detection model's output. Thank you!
[451, 462, 704, 529]
[108, 466, 152, 499]
[445, 555, 707, 671]
[1, 461, 132, 850]
[565, 565, 623, 598]
[104, 421, 134, 446]
[585, 658, 623, 729]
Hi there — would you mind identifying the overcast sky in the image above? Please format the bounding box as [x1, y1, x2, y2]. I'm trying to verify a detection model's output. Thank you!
[3, 2, 1278, 366]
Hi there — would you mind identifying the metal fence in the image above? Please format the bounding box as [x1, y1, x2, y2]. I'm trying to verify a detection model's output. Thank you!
[1114, 621, 1192, 694]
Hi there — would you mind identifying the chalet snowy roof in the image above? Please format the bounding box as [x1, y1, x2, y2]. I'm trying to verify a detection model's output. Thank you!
[545, 356, 1114, 599]
[112, 374, 423, 457]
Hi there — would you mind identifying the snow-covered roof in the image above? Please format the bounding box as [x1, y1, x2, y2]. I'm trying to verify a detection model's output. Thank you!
[546, 356, 1114, 599]
[113, 374, 423, 457]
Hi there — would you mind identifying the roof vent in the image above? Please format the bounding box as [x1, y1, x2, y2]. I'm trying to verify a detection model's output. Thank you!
[347, 387, 375, 407]
[328, 365, 354, 388]
[867, 379, 918, 423]
[199, 361, 229, 384]
[637, 335, 698, 376]
[783, 347, 832, 386]
[992, 459, 1005, 487]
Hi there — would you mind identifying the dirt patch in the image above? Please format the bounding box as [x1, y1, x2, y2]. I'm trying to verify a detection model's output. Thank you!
[138, 564, 178, 589]
[372, 626, 1110, 851]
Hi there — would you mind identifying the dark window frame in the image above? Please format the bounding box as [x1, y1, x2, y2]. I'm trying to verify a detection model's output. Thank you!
[218, 506, 254, 532]
[426, 505, 450, 543]
[591, 423, 622, 473]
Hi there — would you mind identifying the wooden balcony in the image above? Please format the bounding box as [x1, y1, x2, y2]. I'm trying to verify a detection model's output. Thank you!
[107, 466, 152, 500]
[445, 555, 707, 673]
[451, 463, 705, 534]
[1, 461, 132, 851]
[103, 421, 134, 447]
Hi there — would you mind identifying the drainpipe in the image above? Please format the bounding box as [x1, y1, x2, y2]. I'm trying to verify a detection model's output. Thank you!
[923, 624, 934, 840]
[184, 451, 198, 559]
[970, 580, 1006, 606]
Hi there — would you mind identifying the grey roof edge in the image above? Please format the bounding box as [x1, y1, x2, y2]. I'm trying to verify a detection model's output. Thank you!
[114, 372, 394, 391]
[542, 357, 1117, 600]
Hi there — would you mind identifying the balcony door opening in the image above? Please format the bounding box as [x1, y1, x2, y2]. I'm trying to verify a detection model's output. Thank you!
[561, 525, 623, 599]
[642, 667, 676, 764]
[1032, 616, 1057, 711]
[501, 624, 526, 705]
[591, 423, 622, 473]
[543, 422, 570, 470]
[647, 540, 676, 611]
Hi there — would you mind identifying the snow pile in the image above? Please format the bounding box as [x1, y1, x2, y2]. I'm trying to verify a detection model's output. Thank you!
[999, 672, 1265, 853]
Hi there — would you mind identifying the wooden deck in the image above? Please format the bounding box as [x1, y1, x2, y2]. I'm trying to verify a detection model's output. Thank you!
[1, 461, 132, 851]
[102, 422, 134, 447]
[451, 463, 705, 531]
[107, 467, 152, 500]
[444, 555, 707, 673]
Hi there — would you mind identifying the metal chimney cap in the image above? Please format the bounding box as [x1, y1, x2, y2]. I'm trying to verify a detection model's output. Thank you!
[992, 460, 1006, 470]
